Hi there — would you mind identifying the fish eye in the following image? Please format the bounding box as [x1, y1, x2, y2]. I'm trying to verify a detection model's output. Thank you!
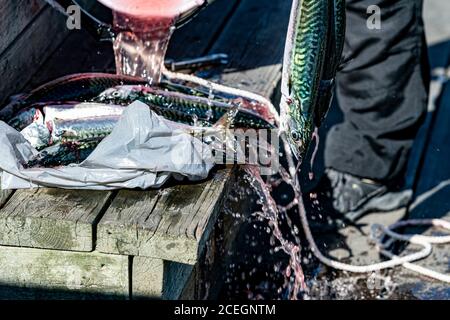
[113, 91, 121, 98]
[291, 130, 301, 142]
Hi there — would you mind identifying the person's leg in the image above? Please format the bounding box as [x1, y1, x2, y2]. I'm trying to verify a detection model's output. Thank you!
[325, 0, 429, 183]
[307, 0, 430, 226]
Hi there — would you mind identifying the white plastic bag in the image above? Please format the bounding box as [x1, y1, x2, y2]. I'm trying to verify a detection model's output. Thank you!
[0, 102, 215, 190]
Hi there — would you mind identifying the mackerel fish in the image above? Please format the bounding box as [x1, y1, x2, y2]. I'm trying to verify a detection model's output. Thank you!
[95, 85, 276, 129]
[281, 0, 345, 159]
[0, 73, 147, 121]
[26, 139, 101, 168]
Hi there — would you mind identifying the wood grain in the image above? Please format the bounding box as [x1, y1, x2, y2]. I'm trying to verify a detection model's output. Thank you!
[0, 246, 129, 300]
[97, 170, 233, 264]
[209, 0, 291, 98]
[0, 189, 113, 251]
[0, 178, 13, 208]
[132, 257, 194, 300]
[0, 0, 46, 55]
[0, 6, 69, 106]
[0, 3, 116, 252]
[167, 0, 239, 59]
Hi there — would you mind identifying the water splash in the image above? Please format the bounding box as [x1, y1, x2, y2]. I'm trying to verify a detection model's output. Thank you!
[244, 165, 307, 299]
[112, 12, 176, 83]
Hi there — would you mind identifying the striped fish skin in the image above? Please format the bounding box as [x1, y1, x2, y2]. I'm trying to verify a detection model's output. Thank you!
[25, 73, 147, 104]
[7, 107, 43, 131]
[49, 115, 121, 143]
[334, 0, 346, 65]
[158, 81, 233, 101]
[281, 0, 331, 160]
[314, 0, 346, 127]
[0, 73, 147, 121]
[147, 104, 211, 127]
[96, 86, 275, 129]
[26, 139, 101, 168]
[44, 103, 126, 122]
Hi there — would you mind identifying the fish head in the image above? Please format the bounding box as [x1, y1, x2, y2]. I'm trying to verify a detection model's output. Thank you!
[97, 86, 141, 103]
[284, 119, 307, 161]
[280, 97, 306, 160]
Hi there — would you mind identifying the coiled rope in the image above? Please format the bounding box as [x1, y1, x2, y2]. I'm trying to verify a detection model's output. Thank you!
[281, 133, 450, 284]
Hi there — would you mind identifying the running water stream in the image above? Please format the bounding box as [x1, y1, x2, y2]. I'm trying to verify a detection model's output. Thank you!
[98, 0, 205, 83]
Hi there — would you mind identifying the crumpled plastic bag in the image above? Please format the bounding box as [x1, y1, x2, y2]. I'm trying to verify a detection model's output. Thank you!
[0, 102, 216, 190]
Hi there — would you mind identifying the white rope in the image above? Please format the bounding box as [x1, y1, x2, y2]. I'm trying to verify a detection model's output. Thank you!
[280, 133, 450, 283]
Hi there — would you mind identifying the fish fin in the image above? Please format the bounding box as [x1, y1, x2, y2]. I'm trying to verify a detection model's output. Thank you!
[213, 105, 239, 129]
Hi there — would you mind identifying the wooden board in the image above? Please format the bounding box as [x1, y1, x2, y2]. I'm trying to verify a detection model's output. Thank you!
[0, 14, 117, 253]
[0, 0, 97, 105]
[209, 0, 291, 99]
[0, 0, 292, 300]
[132, 257, 194, 300]
[0, 246, 129, 300]
[25, 31, 115, 89]
[0, 178, 13, 208]
[0, 245, 198, 300]
[167, 0, 239, 59]
[97, 169, 233, 264]
[0, 189, 114, 251]
[0, 0, 241, 256]
[0, 0, 46, 56]
[0, 6, 68, 106]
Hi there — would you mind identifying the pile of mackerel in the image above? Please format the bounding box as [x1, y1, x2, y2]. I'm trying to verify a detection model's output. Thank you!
[0, 73, 277, 168]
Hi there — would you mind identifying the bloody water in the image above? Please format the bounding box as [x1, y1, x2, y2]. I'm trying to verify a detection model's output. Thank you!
[98, 0, 205, 83]
[241, 133, 320, 299]
[218, 124, 322, 299]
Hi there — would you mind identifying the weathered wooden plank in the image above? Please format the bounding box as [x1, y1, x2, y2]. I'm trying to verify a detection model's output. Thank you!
[0, 3, 117, 252]
[96, 189, 160, 256]
[209, 0, 291, 97]
[97, 169, 233, 264]
[132, 257, 164, 299]
[0, 189, 113, 251]
[132, 257, 194, 300]
[95, 0, 243, 264]
[0, 246, 129, 300]
[26, 31, 115, 90]
[0, 0, 240, 257]
[167, 0, 239, 59]
[0, 6, 69, 106]
[0, 0, 46, 56]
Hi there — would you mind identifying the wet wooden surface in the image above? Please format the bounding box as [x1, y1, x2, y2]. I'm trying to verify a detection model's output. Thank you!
[97, 170, 233, 265]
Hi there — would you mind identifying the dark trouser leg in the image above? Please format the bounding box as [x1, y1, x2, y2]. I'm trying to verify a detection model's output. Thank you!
[324, 0, 430, 183]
